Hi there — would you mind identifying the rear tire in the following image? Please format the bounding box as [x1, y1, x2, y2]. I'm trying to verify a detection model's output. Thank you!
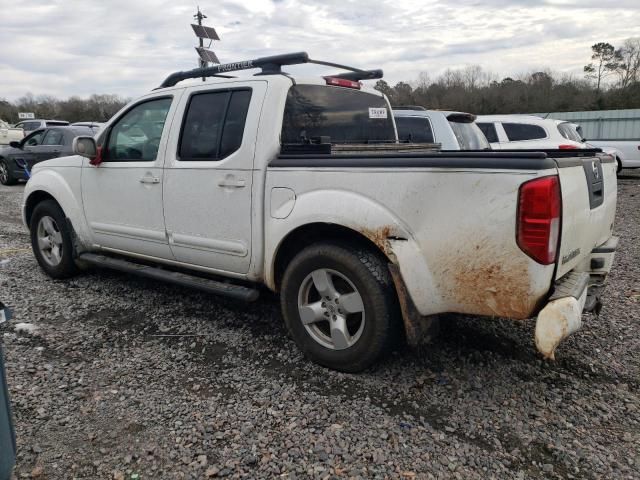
[0, 159, 17, 186]
[30, 200, 79, 279]
[616, 158, 622, 175]
[280, 242, 400, 372]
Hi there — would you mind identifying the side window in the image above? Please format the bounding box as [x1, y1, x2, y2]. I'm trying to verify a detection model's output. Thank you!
[477, 123, 499, 143]
[24, 131, 45, 147]
[502, 123, 546, 141]
[178, 89, 252, 161]
[41, 130, 64, 146]
[394, 116, 435, 143]
[104, 97, 172, 162]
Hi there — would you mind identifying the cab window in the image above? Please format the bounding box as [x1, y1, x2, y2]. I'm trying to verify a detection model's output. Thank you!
[24, 130, 45, 147]
[104, 97, 172, 162]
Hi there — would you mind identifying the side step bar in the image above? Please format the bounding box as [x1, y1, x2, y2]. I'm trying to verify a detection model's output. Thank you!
[78, 253, 259, 302]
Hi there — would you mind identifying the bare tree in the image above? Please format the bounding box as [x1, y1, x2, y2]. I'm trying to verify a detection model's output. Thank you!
[615, 38, 640, 88]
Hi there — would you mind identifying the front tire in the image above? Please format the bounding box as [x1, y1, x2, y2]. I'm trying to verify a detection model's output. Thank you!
[30, 200, 79, 279]
[0, 159, 17, 186]
[616, 157, 622, 175]
[280, 242, 400, 372]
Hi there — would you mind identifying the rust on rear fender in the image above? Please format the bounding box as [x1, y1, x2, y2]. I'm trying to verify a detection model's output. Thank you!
[430, 242, 545, 319]
[388, 263, 440, 346]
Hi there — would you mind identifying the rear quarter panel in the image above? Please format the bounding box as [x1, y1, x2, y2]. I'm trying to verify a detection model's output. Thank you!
[265, 164, 557, 318]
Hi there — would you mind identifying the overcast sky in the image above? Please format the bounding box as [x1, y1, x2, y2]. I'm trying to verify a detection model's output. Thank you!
[0, 0, 638, 100]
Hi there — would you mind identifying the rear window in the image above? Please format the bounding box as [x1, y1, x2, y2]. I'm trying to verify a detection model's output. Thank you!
[477, 122, 499, 143]
[45, 121, 69, 126]
[449, 121, 490, 150]
[503, 123, 546, 141]
[557, 122, 582, 142]
[281, 85, 395, 144]
[395, 116, 434, 143]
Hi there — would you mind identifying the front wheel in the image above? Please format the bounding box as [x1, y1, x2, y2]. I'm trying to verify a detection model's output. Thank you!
[0, 159, 17, 186]
[30, 200, 79, 279]
[280, 242, 401, 372]
[616, 158, 622, 175]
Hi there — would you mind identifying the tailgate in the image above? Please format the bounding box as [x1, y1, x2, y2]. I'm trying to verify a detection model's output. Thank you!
[554, 154, 617, 279]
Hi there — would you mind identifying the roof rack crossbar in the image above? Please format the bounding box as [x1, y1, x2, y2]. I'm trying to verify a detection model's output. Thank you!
[158, 51, 383, 87]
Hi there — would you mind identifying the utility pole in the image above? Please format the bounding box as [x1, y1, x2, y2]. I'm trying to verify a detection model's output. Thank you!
[194, 6, 206, 71]
[191, 6, 221, 82]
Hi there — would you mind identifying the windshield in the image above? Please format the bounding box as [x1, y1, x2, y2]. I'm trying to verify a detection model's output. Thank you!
[281, 85, 396, 144]
[557, 122, 583, 142]
[449, 121, 490, 150]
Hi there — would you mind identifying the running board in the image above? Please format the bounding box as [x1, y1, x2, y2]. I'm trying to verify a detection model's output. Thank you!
[78, 253, 259, 302]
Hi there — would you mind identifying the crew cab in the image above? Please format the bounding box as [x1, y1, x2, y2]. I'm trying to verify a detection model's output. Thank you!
[22, 53, 618, 372]
[393, 106, 490, 150]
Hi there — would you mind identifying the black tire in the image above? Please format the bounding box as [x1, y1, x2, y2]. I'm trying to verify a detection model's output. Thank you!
[30, 200, 79, 279]
[0, 159, 17, 186]
[616, 158, 622, 175]
[280, 242, 401, 372]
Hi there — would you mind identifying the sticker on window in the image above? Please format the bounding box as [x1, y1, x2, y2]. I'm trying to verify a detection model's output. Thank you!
[369, 107, 388, 119]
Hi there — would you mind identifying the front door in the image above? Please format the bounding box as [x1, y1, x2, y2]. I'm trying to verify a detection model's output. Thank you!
[10, 130, 44, 177]
[163, 82, 266, 275]
[82, 95, 179, 259]
[31, 128, 65, 163]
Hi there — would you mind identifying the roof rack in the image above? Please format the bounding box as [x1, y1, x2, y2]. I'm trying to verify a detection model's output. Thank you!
[158, 51, 383, 88]
[392, 105, 427, 111]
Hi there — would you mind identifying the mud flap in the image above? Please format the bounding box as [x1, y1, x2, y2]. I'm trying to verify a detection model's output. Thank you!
[388, 264, 440, 346]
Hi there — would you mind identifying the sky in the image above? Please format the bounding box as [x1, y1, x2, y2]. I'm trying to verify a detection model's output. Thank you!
[0, 0, 638, 101]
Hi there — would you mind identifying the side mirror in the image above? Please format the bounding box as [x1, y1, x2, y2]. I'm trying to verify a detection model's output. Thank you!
[72, 136, 97, 159]
[8, 141, 21, 149]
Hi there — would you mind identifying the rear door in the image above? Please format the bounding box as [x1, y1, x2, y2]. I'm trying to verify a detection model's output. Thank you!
[163, 81, 266, 274]
[554, 154, 617, 278]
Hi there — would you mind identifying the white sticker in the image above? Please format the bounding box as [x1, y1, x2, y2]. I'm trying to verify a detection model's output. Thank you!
[369, 107, 388, 119]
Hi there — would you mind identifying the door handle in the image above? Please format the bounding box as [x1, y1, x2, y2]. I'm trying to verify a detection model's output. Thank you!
[218, 179, 246, 188]
[140, 175, 160, 184]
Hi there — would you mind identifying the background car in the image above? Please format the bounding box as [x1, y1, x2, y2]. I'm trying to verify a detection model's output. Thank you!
[0, 120, 25, 146]
[476, 115, 586, 150]
[0, 126, 94, 185]
[393, 107, 490, 150]
[13, 119, 69, 136]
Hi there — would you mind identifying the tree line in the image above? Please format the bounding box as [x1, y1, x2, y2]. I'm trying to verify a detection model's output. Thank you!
[0, 94, 129, 124]
[1, 39, 639, 123]
[376, 38, 640, 114]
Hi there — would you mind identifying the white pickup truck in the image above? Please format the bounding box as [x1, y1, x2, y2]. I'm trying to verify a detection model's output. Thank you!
[22, 53, 618, 372]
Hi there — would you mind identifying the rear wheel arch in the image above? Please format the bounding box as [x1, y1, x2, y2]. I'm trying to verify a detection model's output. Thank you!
[272, 223, 394, 292]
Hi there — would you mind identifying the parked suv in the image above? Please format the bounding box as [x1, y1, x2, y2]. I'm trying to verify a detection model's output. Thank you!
[0, 126, 94, 185]
[13, 119, 69, 136]
[393, 107, 490, 150]
[476, 115, 586, 150]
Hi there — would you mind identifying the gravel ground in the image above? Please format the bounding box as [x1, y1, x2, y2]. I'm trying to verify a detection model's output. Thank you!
[1, 171, 639, 480]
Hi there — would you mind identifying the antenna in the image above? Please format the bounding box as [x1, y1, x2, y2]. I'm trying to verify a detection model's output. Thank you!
[192, 6, 220, 81]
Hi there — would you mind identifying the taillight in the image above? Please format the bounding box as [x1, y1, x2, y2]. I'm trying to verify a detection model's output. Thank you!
[324, 77, 361, 89]
[558, 144, 578, 149]
[517, 176, 561, 265]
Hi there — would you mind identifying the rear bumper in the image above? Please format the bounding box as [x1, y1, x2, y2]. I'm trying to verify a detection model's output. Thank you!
[535, 236, 618, 359]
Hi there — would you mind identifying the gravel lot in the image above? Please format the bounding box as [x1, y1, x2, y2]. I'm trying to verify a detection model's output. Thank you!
[1, 171, 639, 480]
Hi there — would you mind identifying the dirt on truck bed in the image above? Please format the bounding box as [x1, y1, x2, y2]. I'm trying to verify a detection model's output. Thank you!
[0, 173, 639, 480]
